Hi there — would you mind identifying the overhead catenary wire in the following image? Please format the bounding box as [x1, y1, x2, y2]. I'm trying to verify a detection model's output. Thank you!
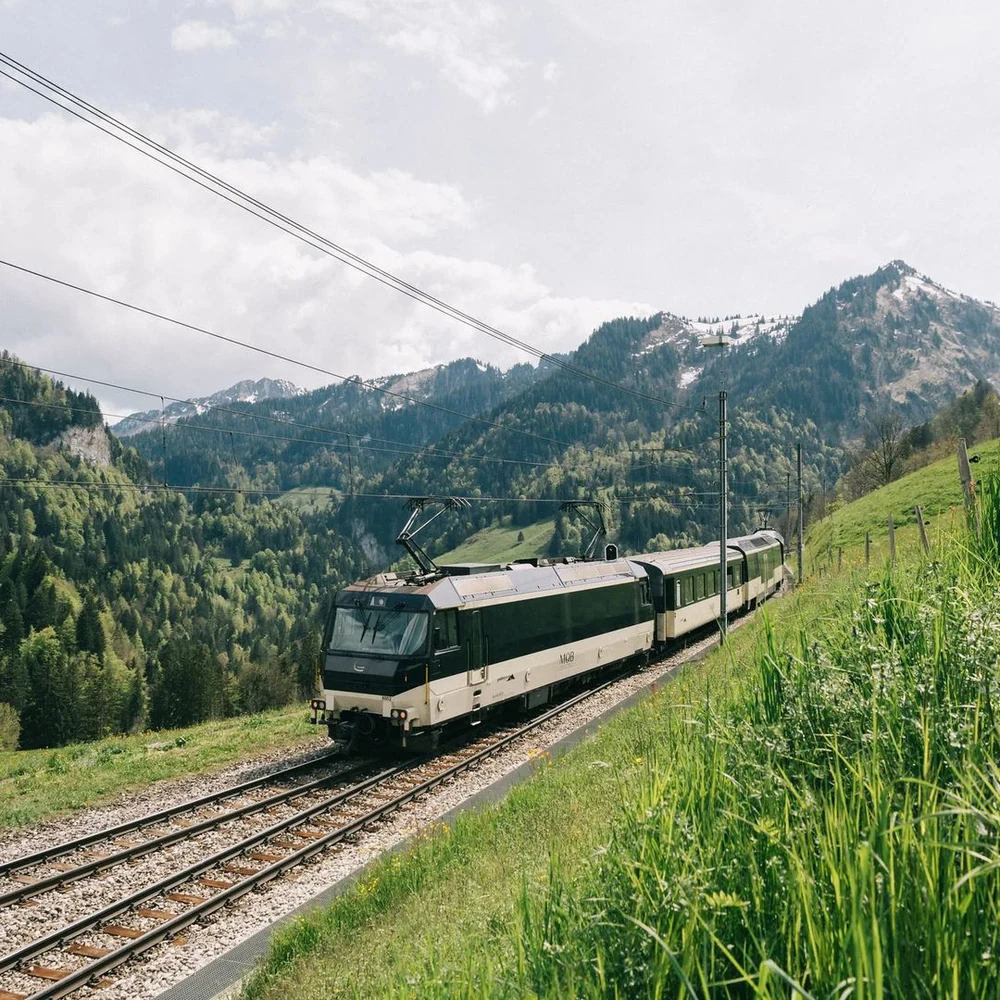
[0, 390, 565, 471]
[0, 474, 715, 508]
[0, 390, 720, 501]
[0, 51, 708, 418]
[0, 258, 578, 453]
[0, 365, 732, 481]
[0, 354, 465, 454]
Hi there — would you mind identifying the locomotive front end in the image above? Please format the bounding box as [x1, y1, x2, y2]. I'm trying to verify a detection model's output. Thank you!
[317, 584, 435, 749]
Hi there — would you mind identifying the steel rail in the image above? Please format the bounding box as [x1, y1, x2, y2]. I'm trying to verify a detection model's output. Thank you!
[12, 678, 626, 1000]
[0, 749, 345, 878]
[0, 760, 419, 980]
[0, 760, 377, 907]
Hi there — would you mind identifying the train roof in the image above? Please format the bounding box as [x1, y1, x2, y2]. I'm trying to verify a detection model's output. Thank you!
[628, 544, 737, 575]
[339, 557, 646, 611]
[629, 531, 784, 576]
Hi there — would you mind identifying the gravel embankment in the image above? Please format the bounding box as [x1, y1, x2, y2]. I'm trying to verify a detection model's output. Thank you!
[1, 620, 748, 1000]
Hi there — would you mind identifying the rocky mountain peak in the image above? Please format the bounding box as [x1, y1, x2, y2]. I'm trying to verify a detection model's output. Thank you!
[113, 377, 305, 437]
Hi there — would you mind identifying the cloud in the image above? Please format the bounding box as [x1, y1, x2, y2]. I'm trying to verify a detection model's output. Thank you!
[542, 60, 560, 83]
[0, 112, 646, 414]
[212, 0, 522, 112]
[171, 20, 239, 52]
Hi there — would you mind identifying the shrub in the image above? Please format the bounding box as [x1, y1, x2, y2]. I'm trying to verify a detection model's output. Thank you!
[0, 703, 21, 750]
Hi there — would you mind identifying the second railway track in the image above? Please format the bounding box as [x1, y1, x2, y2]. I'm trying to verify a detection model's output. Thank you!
[0, 676, 633, 1000]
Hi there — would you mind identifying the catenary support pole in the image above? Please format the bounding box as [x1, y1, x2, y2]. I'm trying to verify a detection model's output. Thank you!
[786, 471, 791, 538]
[719, 388, 728, 641]
[796, 442, 803, 584]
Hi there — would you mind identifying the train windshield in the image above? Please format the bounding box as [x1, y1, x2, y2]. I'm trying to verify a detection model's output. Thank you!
[329, 607, 429, 657]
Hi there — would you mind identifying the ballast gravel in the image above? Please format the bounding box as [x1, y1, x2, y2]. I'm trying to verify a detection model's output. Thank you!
[0, 618, 751, 1000]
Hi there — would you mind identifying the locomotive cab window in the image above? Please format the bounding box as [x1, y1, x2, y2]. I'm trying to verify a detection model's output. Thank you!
[330, 606, 429, 657]
[434, 609, 459, 651]
[640, 580, 651, 606]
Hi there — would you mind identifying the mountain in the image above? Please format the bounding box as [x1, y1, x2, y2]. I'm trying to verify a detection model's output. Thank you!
[120, 358, 545, 491]
[696, 260, 1000, 435]
[332, 262, 1000, 560]
[114, 377, 306, 437]
[108, 260, 1000, 563]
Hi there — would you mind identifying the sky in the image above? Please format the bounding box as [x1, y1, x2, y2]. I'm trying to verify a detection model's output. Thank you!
[2, 0, 1000, 417]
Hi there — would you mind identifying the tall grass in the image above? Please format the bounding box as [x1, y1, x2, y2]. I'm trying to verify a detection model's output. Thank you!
[418, 473, 1000, 998]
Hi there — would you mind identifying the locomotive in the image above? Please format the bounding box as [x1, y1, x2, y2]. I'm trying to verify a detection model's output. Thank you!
[311, 506, 785, 750]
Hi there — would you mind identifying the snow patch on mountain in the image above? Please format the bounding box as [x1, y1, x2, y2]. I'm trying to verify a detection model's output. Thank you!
[113, 378, 306, 437]
[632, 311, 795, 388]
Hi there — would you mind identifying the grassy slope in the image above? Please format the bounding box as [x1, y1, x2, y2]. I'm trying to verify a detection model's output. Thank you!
[434, 518, 556, 564]
[246, 470, 1000, 998]
[0, 706, 323, 829]
[807, 437, 1000, 559]
[275, 487, 340, 513]
[240, 585, 827, 1000]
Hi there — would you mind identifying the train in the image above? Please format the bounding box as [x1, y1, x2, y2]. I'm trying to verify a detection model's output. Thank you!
[310, 529, 786, 750]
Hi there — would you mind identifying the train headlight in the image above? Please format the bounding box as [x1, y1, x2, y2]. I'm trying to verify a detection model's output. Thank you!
[390, 709, 399, 719]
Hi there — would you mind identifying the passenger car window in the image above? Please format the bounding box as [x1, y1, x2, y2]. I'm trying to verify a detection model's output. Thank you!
[434, 609, 459, 650]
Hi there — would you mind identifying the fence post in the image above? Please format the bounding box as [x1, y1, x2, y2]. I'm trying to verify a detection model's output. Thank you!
[865, 531, 870, 565]
[888, 514, 896, 564]
[958, 437, 982, 535]
[914, 505, 930, 554]
[838, 547, 842, 570]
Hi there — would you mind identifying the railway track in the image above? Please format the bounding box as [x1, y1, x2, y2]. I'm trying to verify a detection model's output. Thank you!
[0, 750, 363, 897]
[0, 676, 627, 1000]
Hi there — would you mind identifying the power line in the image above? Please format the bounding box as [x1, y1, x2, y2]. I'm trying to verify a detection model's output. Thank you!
[0, 354, 428, 453]
[0, 361, 732, 484]
[3, 352, 728, 480]
[0, 258, 577, 453]
[0, 358, 741, 494]
[0, 52, 707, 418]
[0, 474, 714, 508]
[0, 388, 564, 471]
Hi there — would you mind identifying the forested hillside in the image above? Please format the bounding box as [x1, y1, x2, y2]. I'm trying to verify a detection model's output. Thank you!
[0, 356, 369, 750]
[7, 261, 1000, 750]
[115, 263, 1000, 570]
[124, 358, 544, 492]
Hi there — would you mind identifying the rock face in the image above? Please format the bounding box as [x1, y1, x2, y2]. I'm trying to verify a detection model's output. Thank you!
[58, 425, 112, 468]
[866, 262, 1000, 410]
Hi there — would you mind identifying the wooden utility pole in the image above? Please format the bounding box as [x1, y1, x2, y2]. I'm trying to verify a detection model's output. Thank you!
[888, 514, 896, 564]
[914, 505, 930, 554]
